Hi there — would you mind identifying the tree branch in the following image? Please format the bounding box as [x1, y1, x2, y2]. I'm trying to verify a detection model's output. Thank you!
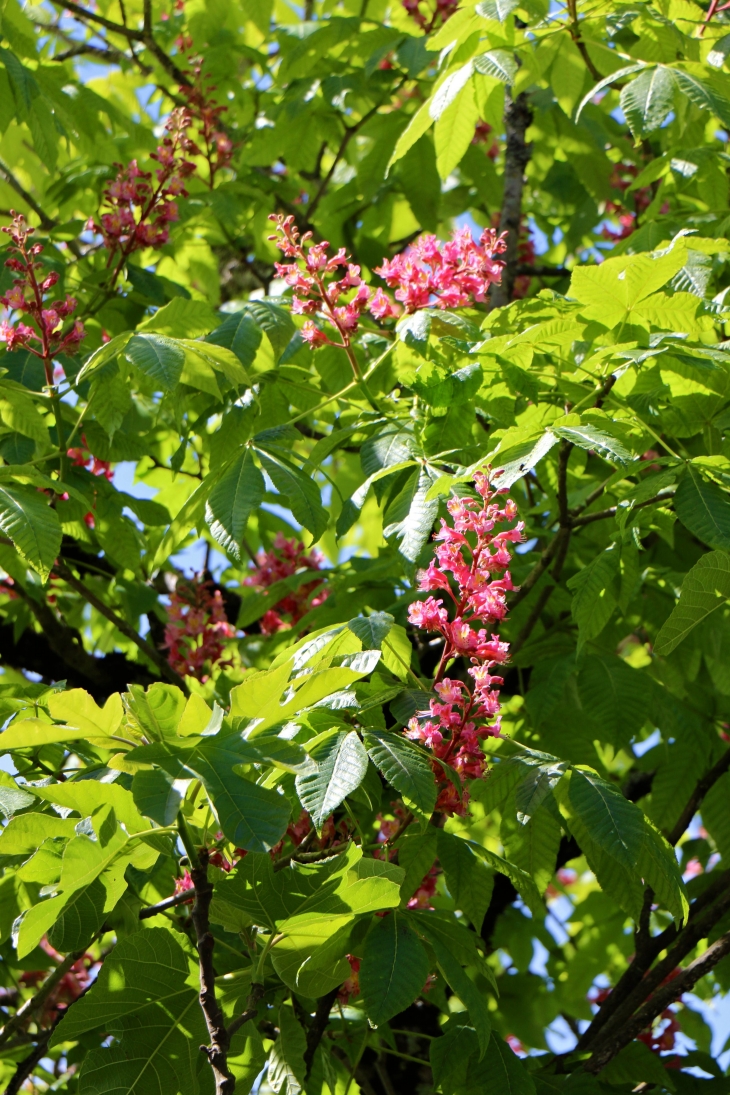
[585, 928, 730, 1074]
[577, 869, 730, 1054]
[54, 559, 189, 694]
[188, 842, 235, 1094]
[570, 490, 675, 529]
[0, 160, 57, 232]
[303, 988, 340, 1078]
[4, 980, 92, 1095]
[139, 889, 195, 919]
[666, 747, 730, 846]
[566, 0, 601, 81]
[0, 947, 87, 1049]
[490, 91, 533, 307]
[307, 101, 384, 221]
[226, 981, 266, 1041]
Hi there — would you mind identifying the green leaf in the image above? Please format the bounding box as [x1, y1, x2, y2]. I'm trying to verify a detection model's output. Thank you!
[576, 654, 649, 748]
[269, 1004, 307, 1095]
[481, 1036, 536, 1095]
[363, 729, 437, 815]
[654, 550, 730, 654]
[475, 0, 519, 21]
[52, 928, 209, 1094]
[46, 876, 107, 952]
[207, 311, 263, 368]
[672, 66, 730, 129]
[397, 828, 439, 904]
[0, 484, 61, 580]
[620, 66, 675, 137]
[562, 769, 643, 869]
[132, 768, 181, 827]
[295, 729, 369, 829]
[552, 424, 632, 465]
[348, 611, 395, 650]
[257, 450, 328, 541]
[437, 830, 494, 930]
[240, 299, 296, 360]
[473, 49, 517, 83]
[427, 933, 491, 1057]
[360, 910, 430, 1026]
[567, 545, 620, 648]
[205, 449, 264, 560]
[383, 466, 439, 562]
[675, 466, 730, 551]
[125, 333, 185, 392]
[435, 78, 479, 179]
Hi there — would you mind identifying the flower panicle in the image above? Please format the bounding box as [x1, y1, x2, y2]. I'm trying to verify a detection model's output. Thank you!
[0, 212, 85, 371]
[406, 471, 522, 815]
[267, 214, 506, 349]
[244, 531, 327, 634]
[88, 107, 198, 268]
[163, 573, 236, 681]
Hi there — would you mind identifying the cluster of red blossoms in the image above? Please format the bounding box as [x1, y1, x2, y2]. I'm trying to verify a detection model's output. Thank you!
[18, 938, 97, 1025]
[163, 574, 236, 680]
[244, 532, 327, 634]
[88, 108, 197, 277]
[67, 436, 113, 481]
[406, 471, 523, 814]
[269, 215, 507, 348]
[179, 57, 234, 186]
[402, 0, 459, 32]
[0, 214, 85, 380]
[376, 226, 507, 313]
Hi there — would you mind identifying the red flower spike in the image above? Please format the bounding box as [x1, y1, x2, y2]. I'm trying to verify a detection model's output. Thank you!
[406, 472, 522, 815]
[0, 212, 85, 380]
[244, 532, 327, 634]
[163, 573, 236, 681]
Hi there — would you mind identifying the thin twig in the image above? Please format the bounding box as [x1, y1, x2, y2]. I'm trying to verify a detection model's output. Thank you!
[139, 889, 195, 919]
[0, 161, 56, 231]
[303, 988, 340, 1078]
[666, 747, 730, 846]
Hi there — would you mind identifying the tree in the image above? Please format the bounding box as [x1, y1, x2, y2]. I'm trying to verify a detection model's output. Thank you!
[0, 0, 730, 1092]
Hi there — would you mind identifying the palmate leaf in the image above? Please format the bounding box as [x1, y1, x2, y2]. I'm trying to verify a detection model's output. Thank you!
[360, 910, 430, 1026]
[552, 424, 632, 464]
[52, 928, 210, 1095]
[205, 449, 264, 560]
[130, 734, 291, 853]
[0, 484, 61, 580]
[383, 466, 440, 562]
[654, 550, 730, 654]
[295, 729, 369, 829]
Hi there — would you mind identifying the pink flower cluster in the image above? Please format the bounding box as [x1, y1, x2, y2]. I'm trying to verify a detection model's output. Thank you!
[402, 0, 459, 31]
[375, 227, 507, 313]
[163, 574, 236, 680]
[0, 213, 84, 380]
[67, 435, 113, 481]
[269, 216, 507, 347]
[244, 531, 328, 635]
[268, 213, 397, 348]
[88, 108, 197, 279]
[406, 471, 523, 814]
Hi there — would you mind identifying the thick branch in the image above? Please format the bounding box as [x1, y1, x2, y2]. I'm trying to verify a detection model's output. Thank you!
[0, 616, 155, 699]
[490, 91, 533, 308]
[577, 868, 730, 1054]
[585, 928, 730, 1074]
[55, 559, 189, 694]
[303, 988, 340, 1078]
